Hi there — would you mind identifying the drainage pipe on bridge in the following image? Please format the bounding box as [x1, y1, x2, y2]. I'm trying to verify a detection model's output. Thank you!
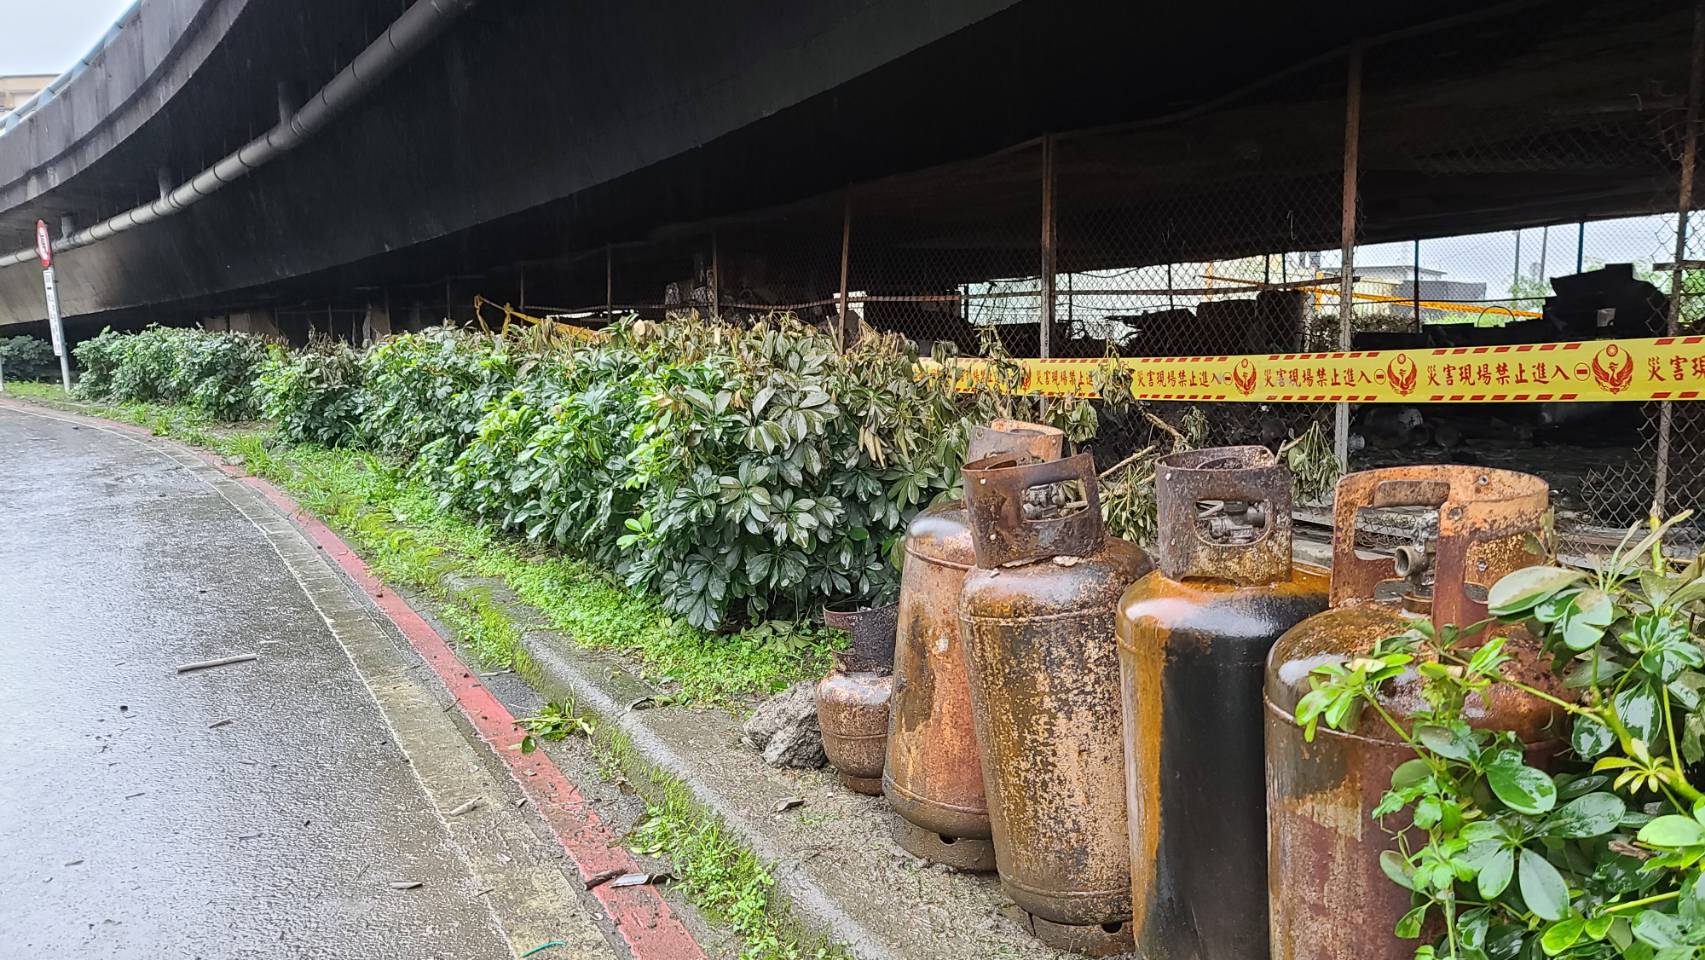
[0, 0, 480, 268]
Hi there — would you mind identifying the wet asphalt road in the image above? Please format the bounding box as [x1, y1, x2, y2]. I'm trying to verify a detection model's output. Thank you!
[0, 408, 549, 959]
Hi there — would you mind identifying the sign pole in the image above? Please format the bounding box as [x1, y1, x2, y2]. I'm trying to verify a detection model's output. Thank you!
[35, 220, 71, 391]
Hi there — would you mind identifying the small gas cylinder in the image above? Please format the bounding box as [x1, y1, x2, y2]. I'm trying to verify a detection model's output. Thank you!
[1116, 446, 1328, 960]
[1265, 466, 1566, 960]
[958, 452, 1154, 957]
[817, 602, 898, 794]
[886, 419, 1065, 870]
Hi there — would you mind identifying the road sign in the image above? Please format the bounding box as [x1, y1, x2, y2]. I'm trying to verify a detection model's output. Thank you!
[35, 219, 52, 268]
[40, 258, 72, 391]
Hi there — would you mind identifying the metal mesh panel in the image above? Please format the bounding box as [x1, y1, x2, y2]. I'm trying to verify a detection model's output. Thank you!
[1052, 55, 1348, 455]
[713, 196, 846, 326]
[847, 143, 1044, 355]
[1352, 2, 1698, 538]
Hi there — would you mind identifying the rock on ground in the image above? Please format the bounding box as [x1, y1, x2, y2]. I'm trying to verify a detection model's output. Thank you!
[743, 680, 826, 769]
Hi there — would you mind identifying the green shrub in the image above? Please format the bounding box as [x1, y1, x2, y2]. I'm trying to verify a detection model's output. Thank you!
[71, 328, 129, 396]
[258, 338, 366, 445]
[74, 325, 270, 418]
[171, 330, 272, 419]
[63, 317, 1102, 634]
[359, 328, 517, 466]
[443, 346, 646, 568]
[0, 335, 56, 381]
[419, 316, 987, 629]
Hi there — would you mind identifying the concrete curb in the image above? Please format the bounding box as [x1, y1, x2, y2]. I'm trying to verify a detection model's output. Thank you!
[517, 631, 902, 960]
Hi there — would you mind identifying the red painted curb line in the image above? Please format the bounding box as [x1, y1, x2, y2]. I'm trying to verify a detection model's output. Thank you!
[5, 403, 707, 960]
[235, 469, 707, 959]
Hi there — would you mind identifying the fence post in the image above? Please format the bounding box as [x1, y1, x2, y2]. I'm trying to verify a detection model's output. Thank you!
[711, 230, 721, 319]
[1412, 238, 1422, 331]
[605, 243, 613, 319]
[1040, 135, 1056, 360]
[1655, 0, 1704, 517]
[838, 194, 852, 342]
[1334, 42, 1364, 472]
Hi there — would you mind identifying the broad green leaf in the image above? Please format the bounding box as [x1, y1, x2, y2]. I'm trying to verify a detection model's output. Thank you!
[1571, 715, 1616, 759]
[1479, 846, 1516, 898]
[1642, 569, 1677, 608]
[1463, 821, 1507, 842]
[1638, 815, 1705, 848]
[1394, 904, 1428, 940]
[1379, 850, 1414, 890]
[1417, 724, 1477, 761]
[1545, 793, 1626, 838]
[1615, 685, 1662, 744]
[1541, 916, 1585, 956]
[1518, 849, 1570, 921]
[1565, 655, 1628, 689]
[1488, 566, 1586, 616]
[1563, 616, 1608, 651]
[1390, 758, 1432, 790]
[1630, 910, 1690, 949]
[1572, 588, 1616, 628]
[1489, 761, 1558, 815]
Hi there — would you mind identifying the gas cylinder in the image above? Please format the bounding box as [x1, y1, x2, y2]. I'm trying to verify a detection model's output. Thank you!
[817, 602, 898, 794]
[958, 452, 1153, 957]
[1115, 446, 1328, 960]
[885, 419, 1065, 870]
[1265, 466, 1566, 960]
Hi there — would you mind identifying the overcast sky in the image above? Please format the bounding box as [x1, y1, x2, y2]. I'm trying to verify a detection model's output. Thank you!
[2, 0, 135, 76]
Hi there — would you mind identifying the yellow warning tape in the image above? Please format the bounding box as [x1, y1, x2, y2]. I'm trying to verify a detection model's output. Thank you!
[944, 335, 1705, 403]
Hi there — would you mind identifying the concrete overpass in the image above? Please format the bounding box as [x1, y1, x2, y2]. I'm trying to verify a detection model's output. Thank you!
[0, 0, 1673, 340]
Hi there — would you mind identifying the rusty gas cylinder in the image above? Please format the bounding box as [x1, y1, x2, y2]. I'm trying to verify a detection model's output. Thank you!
[1115, 446, 1328, 960]
[817, 602, 898, 794]
[886, 419, 1066, 871]
[958, 452, 1153, 957]
[1265, 466, 1566, 960]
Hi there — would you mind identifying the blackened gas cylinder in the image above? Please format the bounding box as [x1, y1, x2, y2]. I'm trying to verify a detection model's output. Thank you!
[958, 452, 1153, 957]
[1116, 446, 1328, 960]
[886, 420, 1065, 870]
[1265, 466, 1566, 960]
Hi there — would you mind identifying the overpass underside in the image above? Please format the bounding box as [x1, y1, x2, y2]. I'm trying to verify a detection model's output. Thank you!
[6, 0, 1664, 335]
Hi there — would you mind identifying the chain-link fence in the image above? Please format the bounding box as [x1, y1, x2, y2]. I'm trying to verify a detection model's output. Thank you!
[489, 0, 1702, 550]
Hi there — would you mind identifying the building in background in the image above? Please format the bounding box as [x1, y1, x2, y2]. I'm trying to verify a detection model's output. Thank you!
[0, 76, 54, 117]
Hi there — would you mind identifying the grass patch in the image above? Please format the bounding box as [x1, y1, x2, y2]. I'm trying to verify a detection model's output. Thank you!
[577, 717, 848, 960]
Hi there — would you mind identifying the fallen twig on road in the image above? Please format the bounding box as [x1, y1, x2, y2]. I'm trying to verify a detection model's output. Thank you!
[176, 654, 258, 673]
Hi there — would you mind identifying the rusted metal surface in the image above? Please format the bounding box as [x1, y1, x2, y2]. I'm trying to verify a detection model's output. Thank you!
[818, 603, 895, 795]
[1329, 465, 1550, 629]
[968, 419, 1065, 463]
[817, 669, 892, 795]
[1119, 447, 1328, 960]
[1265, 466, 1567, 960]
[885, 420, 1063, 867]
[1154, 445, 1293, 587]
[959, 454, 1152, 951]
[962, 452, 1104, 568]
